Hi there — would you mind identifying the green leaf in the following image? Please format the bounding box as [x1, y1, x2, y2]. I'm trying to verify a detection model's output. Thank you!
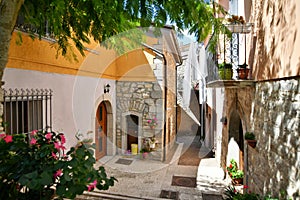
[56, 185, 67, 196]
[40, 171, 53, 185]
[27, 179, 38, 189]
[63, 172, 71, 181]
[24, 170, 38, 179]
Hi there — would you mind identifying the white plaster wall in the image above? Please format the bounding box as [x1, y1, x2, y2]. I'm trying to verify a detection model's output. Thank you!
[215, 88, 225, 166]
[205, 88, 214, 149]
[3, 68, 116, 149]
[206, 87, 225, 166]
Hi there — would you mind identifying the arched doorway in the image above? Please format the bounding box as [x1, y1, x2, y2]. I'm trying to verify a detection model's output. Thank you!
[95, 102, 107, 160]
[126, 114, 138, 151]
[228, 110, 244, 170]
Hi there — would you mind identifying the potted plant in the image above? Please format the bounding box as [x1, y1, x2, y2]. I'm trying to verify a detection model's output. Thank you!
[226, 159, 238, 178]
[245, 132, 257, 148]
[226, 159, 243, 185]
[140, 148, 150, 159]
[237, 63, 250, 79]
[147, 116, 158, 129]
[231, 170, 244, 185]
[218, 62, 233, 80]
[149, 136, 158, 149]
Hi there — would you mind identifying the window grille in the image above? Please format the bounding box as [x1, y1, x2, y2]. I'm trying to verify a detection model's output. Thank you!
[3, 88, 52, 135]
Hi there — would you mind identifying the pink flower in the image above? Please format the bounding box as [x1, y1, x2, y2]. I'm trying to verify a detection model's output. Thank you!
[54, 169, 63, 178]
[54, 142, 66, 151]
[87, 185, 94, 191]
[54, 142, 60, 150]
[45, 132, 52, 140]
[92, 180, 97, 185]
[30, 138, 37, 145]
[59, 134, 66, 144]
[31, 130, 38, 136]
[4, 135, 13, 143]
[0, 133, 6, 139]
[243, 185, 249, 189]
[87, 180, 97, 191]
[51, 152, 58, 160]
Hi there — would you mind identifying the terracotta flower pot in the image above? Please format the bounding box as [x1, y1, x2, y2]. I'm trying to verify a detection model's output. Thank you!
[232, 178, 243, 185]
[247, 139, 257, 148]
[237, 68, 250, 79]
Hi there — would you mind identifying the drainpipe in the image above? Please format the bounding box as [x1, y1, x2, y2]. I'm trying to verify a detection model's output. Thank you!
[142, 43, 167, 161]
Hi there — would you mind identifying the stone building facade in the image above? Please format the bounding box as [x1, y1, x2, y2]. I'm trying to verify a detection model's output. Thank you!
[207, 0, 300, 198]
[114, 27, 181, 161]
[116, 81, 164, 160]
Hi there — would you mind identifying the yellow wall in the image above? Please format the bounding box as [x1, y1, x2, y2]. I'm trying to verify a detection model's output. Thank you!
[7, 32, 156, 81]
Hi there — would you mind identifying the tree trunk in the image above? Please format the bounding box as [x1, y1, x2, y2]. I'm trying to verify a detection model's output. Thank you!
[0, 0, 24, 133]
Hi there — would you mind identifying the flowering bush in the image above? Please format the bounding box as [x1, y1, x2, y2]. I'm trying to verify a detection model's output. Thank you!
[0, 130, 116, 199]
[224, 186, 260, 200]
[223, 185, 288, 200]
[147, 117, 157, 127]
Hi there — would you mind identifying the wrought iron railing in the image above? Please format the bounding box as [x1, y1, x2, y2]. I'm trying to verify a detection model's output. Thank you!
[206, 23, 253, 83]
[3, 88, 52, 135]
[14, 15, 56, 41]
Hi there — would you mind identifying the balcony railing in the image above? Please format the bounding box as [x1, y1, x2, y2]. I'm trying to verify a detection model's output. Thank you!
[14, 15, 56, 42]
[206, 23, 253, 83]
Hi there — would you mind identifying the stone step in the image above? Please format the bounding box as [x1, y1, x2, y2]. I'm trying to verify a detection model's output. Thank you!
[76, 191, 170, 200]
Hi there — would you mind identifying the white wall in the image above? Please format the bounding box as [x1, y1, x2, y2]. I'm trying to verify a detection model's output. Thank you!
[3, 68, 116, 149]
[215, 88, 225, 165]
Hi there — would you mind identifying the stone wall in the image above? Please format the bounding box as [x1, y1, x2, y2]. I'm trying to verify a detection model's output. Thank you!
[116, 81, 163, 158]
[248, 78, 300, 197]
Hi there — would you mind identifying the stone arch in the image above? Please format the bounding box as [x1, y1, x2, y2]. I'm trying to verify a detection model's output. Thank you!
[226, 93, 248, 170]
[228, 109, 244, 169]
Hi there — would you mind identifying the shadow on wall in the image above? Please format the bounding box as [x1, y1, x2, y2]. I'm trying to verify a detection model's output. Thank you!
[252, 2, 299, 80]
[177, 89, 200, 136]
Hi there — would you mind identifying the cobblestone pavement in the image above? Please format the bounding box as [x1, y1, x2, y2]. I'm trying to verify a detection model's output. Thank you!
[91, 135, 228, 200]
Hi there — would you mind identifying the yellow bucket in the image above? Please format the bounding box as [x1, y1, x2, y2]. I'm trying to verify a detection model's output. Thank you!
[131, 144, 138, 155]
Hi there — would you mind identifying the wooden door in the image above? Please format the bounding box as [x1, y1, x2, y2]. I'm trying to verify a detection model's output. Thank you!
[95, 102, 107, 160]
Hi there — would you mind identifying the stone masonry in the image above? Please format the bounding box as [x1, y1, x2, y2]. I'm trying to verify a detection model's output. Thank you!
[116, 81, 163, 159]
[248, 78, 300, 197]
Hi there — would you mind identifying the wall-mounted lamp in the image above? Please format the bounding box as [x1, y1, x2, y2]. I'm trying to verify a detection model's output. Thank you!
[104, 84, 110, 94]
[220, 116, 227, 125]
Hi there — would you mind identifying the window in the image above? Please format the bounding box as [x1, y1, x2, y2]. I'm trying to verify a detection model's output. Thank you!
[3, 89, 52, 135]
